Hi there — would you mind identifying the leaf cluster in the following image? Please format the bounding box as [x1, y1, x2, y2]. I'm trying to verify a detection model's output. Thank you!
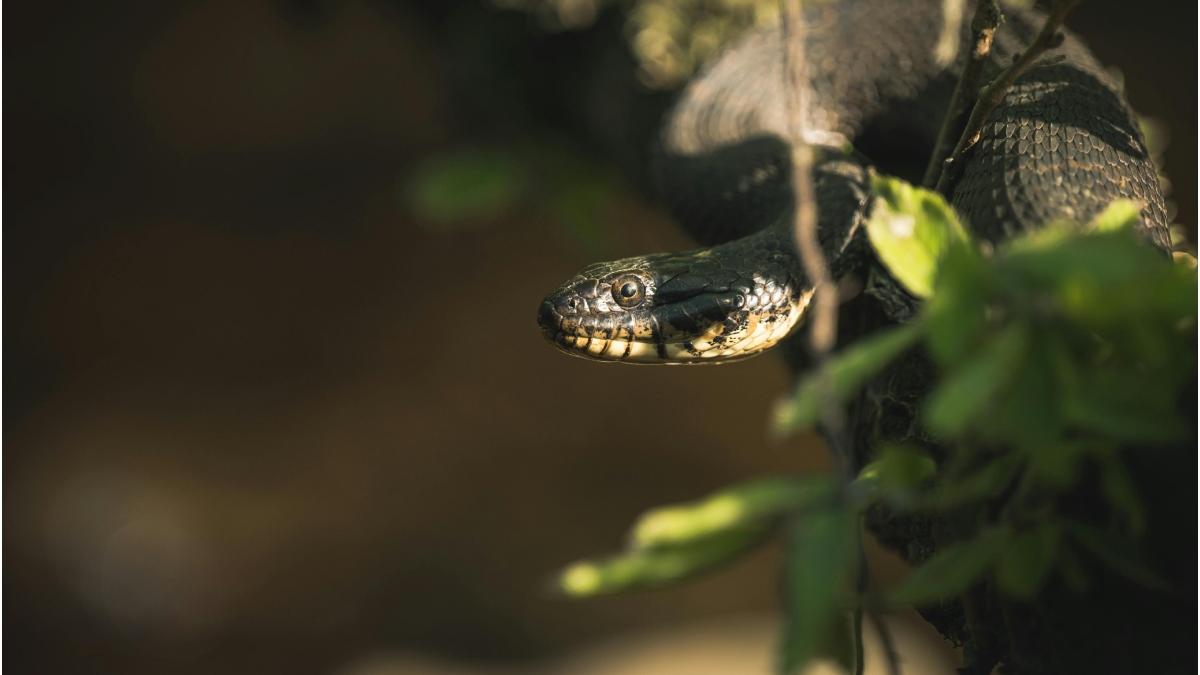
[556, 177, 1195, 674]
[774, 178, 1193, 610]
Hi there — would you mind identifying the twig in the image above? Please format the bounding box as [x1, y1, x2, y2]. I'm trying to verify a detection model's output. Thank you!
[960, 585, 1002, 675]
[866, 609, 902, 675]
[779, 9, 862, 673]
[853, 606, 865, 675]
[780, 0, 837, 359]
[933, 0, 1082, 196]
[922, 0, 1004, 188]
[853, 528, 869, 675]
[933, 0, 967, 68]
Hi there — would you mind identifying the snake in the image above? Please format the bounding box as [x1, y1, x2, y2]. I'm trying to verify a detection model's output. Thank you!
[536, 0, 1169, 364]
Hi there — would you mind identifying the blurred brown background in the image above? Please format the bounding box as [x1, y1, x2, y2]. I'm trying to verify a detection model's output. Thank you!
[4, 1, 1194, 673]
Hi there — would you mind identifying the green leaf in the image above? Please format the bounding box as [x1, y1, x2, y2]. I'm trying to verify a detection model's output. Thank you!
[1026, 443, 1085, 489]
[866, 174, 970, 298]
[1062, 366, 1187, 443]
[1137, 114, 1169, 159]
[773, 323, 923, 435]
[406, 149, 526, 225]
[557, 525, 769, 597]
[926, 453, 1023, 509]
[855, 444, 937, 503]
[821, 612, 859, 675]
[885, 527, 1009, 606]
[545, 177, 619, 256]
[778, 508, 859, 674]
[631, 476, 836, 549]
[1087, 199, 1142, 232]
[924, 321, 1030, 438]
[1055, 544, 1091, 593]
[996, 522, 1061, 600]
[925, 242, 989, 364]
[1096, 452, 1147, 535]
[1065, 522, 1168, 591]
[998, 227, 1185, 328]
[976, 339, 1063, 450]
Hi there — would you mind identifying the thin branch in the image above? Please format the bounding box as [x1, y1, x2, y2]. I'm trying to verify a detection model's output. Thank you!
[933, 0, 1082, 196]
[932, 0, 968, 69]
[922, 0, 1004, 188]
[866, 609, 902, 675]
[959, 585, 1003, 675]
[852, 530, 869, 675]
[853, 607, 865, 675]
[780, 0, 837, 359]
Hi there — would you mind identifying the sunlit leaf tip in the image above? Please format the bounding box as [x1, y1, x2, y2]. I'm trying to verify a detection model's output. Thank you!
[557, 526, 770, 598]
[866, 174, 970, 298]
[1087, 199, 1142, 232]
[854, 444, 938, 501]
[632, 477, 832, 549]
[559, 562, 604, 596]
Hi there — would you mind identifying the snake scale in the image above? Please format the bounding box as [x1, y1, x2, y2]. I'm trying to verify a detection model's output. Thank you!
[536, 0, 1169, 364]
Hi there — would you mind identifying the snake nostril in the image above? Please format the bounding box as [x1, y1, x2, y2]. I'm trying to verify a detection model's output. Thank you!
[558, 297, 582, 316]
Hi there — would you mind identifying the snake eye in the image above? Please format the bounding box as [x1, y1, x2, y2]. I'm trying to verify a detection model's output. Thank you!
[611, 276, 645, 308]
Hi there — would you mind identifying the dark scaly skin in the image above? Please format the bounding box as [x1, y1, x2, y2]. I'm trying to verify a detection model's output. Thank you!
[950, 35, 1170, 247]
[657, 0, 1168, 248]
[656, 0, 957, 246]
[538, 0, 1170, 364]
[540, 0, 1166, 362]
[538, 2, 1181, 671]
[537, 159, 870, 363]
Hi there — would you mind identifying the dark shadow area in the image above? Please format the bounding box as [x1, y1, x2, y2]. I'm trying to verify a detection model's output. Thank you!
[4, 1, 1194, 673]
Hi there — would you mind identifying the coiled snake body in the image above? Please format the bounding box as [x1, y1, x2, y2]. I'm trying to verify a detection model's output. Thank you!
[537, 0, 1168, 364]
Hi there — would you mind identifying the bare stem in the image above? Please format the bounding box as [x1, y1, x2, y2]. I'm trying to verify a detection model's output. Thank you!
[780, 0, 837, 359]
[865, 609, 901, 675]
[853, 529, 869, 675]
[922, 0, 1004, 188]
[853, 607, 865, 675]
[933, 0, 1082, 196]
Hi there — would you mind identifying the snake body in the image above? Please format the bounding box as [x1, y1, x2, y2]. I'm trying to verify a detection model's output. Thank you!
[537, 0, 1169, 363]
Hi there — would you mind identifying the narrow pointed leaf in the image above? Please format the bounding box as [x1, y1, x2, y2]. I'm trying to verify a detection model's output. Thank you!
[557, 526, 770, 597]
[1065, 522, 1168, 591]
[996, 522, 1061, 599]
[632, 476, 835, 549]
[885, 527, 1009, 606]
[924, 321, 1029, 437]
[778, 508, 858, 674]
[773, 323, 923, 435]
[855, 444, 937, 502]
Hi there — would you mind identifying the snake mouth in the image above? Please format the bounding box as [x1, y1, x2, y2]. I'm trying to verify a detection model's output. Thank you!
[538, 300, 655, 362]
[545, 329, 657, 362]
[537, 293, 812, 364]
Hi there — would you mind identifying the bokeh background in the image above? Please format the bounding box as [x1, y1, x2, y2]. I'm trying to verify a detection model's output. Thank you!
[5, 1, 1194, 673]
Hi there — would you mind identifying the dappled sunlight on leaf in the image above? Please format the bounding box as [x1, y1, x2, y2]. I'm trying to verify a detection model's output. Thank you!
[866, 174, 969, 298]
[632, 476, 836, 549]
[557, 525, 770, 597]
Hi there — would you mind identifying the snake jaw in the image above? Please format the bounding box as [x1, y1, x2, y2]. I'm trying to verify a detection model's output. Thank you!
[538, 247, 813, 364]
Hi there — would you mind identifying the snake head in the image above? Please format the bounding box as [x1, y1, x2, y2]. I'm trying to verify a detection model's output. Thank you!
[537, 240, 810, 364]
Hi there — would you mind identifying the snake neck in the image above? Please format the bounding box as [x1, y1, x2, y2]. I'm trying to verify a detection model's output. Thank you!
[538, 159, 870, 364]
[538, 223, 811, 364]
